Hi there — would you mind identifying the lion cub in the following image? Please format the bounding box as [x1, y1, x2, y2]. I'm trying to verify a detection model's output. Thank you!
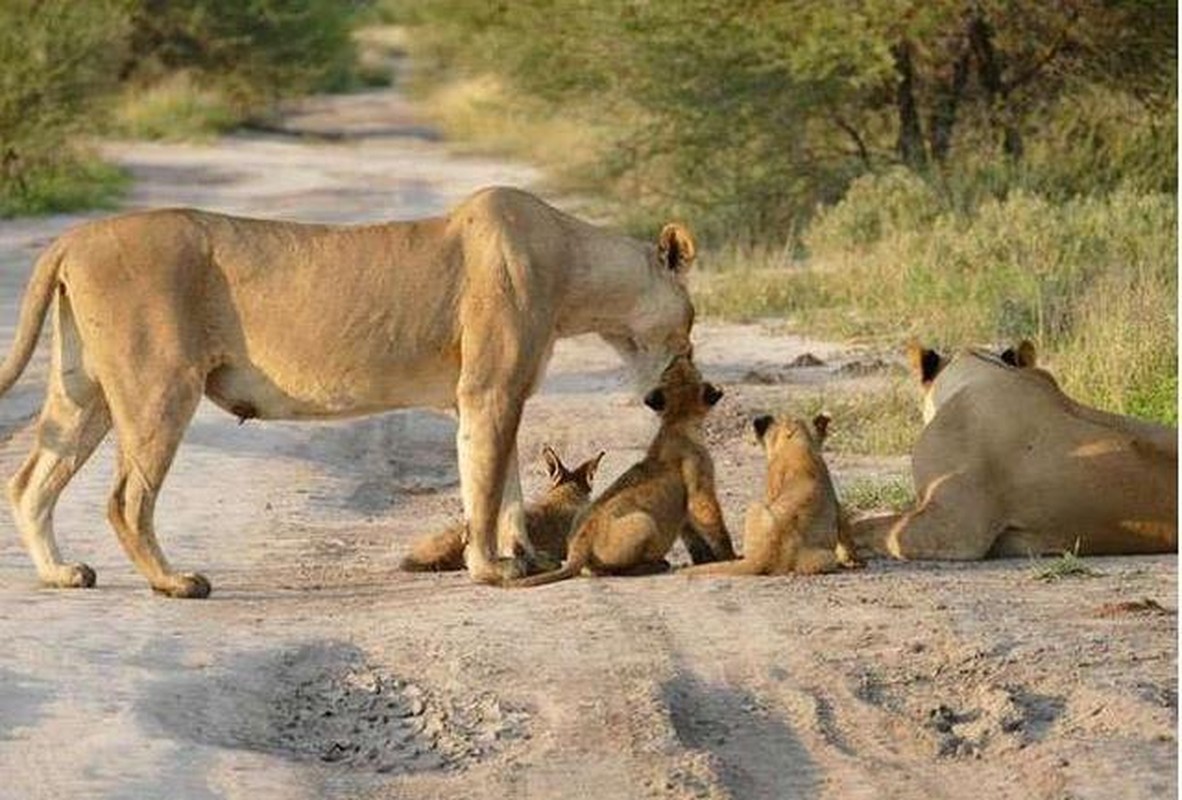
[400, 446, 604, 572]
[682, 414, 860, 576]
[509, 355, 736, 588]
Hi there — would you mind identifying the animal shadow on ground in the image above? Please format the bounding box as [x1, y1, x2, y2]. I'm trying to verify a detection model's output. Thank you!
[660, 669, 820, 799]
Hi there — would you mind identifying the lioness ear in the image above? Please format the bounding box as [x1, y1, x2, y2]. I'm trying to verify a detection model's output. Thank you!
[1016, 339, 1037, 368]
[658, 223, 696, 275]
[542, 445, 566, 484]
[906, 340, 943, 384]
[643, 388, 667, 412]
[812, 413, 831, 443]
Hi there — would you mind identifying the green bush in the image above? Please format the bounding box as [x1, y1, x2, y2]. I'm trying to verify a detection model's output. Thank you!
[124, 0, 360, 106]
[111, 72, 240, 141]
[0, 0, 130, 213]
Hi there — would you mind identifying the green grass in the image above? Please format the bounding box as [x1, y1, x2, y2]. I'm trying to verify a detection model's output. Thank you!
[840, 475, 915, 514]
[695, 181, 1178, 425]
[111, 73, 242, 142]
[1031, 541, 1104, 582]
[775, 381, 922, 458]
[0, 155, 129, 218]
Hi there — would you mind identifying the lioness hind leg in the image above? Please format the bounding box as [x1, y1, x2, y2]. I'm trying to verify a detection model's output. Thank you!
[7, 373, 110, 589]
[886, 473, 996, 560]
[105, 371, 210, 598]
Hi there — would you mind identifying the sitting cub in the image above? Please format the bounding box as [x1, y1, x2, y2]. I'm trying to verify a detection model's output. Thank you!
[683, 414, 860, 576]
[509, 355, 736, 588]
[400, 446, 603, 572]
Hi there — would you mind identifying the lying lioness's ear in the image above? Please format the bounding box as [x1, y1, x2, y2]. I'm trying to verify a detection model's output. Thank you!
[1016, 339, 1037, 368]
[906, 340, 943, 384]
[812, 413, 831, 443]
[658, 223, 696, 275]
[644, 388, 666, 412]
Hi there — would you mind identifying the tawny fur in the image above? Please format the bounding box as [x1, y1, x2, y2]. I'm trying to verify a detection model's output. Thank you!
[851, 340, 1177, 559]
[508, 355, 735, 588]
[0, 186, 697, 595]
[400, 447, 603, 572]
[682, 414, 861, 577]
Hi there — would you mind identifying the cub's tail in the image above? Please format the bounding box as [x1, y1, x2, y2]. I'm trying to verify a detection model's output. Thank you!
[399, 525, 466, 572]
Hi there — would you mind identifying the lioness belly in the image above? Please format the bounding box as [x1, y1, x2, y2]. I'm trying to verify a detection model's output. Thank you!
[205, 358, 459, 420]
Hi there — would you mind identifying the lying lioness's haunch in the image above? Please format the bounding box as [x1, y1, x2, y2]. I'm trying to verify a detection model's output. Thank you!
[0, 186, 696, 596]
[852, 340, 1177, 559]
[681, 414, 861, 576]
[509, 355, 736, 588]
[400, 446, 603, 573]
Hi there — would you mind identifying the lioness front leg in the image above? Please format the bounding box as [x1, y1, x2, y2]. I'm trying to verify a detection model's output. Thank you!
[497, 446, 538, 566]
[456, 386, 529, 585]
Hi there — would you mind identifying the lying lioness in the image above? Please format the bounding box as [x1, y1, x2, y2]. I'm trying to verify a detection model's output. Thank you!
[853, 340, 1177, 559]
[400, 446, 603, 573]
[509, 355, 735, 587]
[0, 186, 696, 595]
[682, 414, 861, 576]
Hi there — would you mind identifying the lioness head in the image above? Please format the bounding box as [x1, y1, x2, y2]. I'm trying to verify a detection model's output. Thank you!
[642, 353, 723, 421]
[541, 445, 605, 496]
[752, 413, 829, 459]
[604, 223, 697, 392]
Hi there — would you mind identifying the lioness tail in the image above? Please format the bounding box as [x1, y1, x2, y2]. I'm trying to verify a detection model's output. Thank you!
[0, 240, 63, 397]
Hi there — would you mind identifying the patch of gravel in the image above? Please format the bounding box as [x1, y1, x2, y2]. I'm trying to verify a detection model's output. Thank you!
[144, 642, 530, 775]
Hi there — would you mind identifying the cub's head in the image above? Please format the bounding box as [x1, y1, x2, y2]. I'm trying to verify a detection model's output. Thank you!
[752, 413, 829, 462]
[541, 445, 605, 498]
[604, 223, 697, 391]
[641, 354, 723, 422]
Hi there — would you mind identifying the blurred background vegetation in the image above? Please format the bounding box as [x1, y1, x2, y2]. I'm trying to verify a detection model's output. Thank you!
[0, 0, 1175, 422]
[383, 0, 1176, 423]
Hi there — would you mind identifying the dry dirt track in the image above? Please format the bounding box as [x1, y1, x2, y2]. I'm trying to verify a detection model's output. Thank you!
[0, 87, 1176, 800]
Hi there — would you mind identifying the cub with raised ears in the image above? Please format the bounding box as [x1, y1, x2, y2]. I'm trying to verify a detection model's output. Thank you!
[507, 355, 735, 588]
[682, 414, 861, 576]
[400, 446, 604, 573]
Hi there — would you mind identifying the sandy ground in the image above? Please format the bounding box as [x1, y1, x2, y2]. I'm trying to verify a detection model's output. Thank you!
[0, 85, 1176, 800]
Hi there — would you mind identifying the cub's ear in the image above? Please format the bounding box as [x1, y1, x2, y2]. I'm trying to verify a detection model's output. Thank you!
[542, 445, 566, 484]
[658, 223, 696, 275]
[753, 415, 774, 441]
[703, 383, 724, 406]
[906, 340, 943, 384]
[812, 413, 831, 444]
[643, 388, 666, 412]
[576, 451, 606, 486]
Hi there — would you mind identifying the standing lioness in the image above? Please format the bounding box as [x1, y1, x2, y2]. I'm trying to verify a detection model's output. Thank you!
[0, 186, 696, 595]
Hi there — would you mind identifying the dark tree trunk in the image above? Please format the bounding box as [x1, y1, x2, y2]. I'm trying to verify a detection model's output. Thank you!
[928, 41, 971, 164]
[968, 8, 1024, 160]
[892, 41, 927, 169]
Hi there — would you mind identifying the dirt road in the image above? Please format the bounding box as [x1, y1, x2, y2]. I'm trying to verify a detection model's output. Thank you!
[0, 87, 1175, 800]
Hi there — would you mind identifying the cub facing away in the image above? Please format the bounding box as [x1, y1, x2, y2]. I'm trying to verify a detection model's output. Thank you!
[509, 355, 736, 588]
[682, 414, 861, 576]
[400, 446, 603, 573]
